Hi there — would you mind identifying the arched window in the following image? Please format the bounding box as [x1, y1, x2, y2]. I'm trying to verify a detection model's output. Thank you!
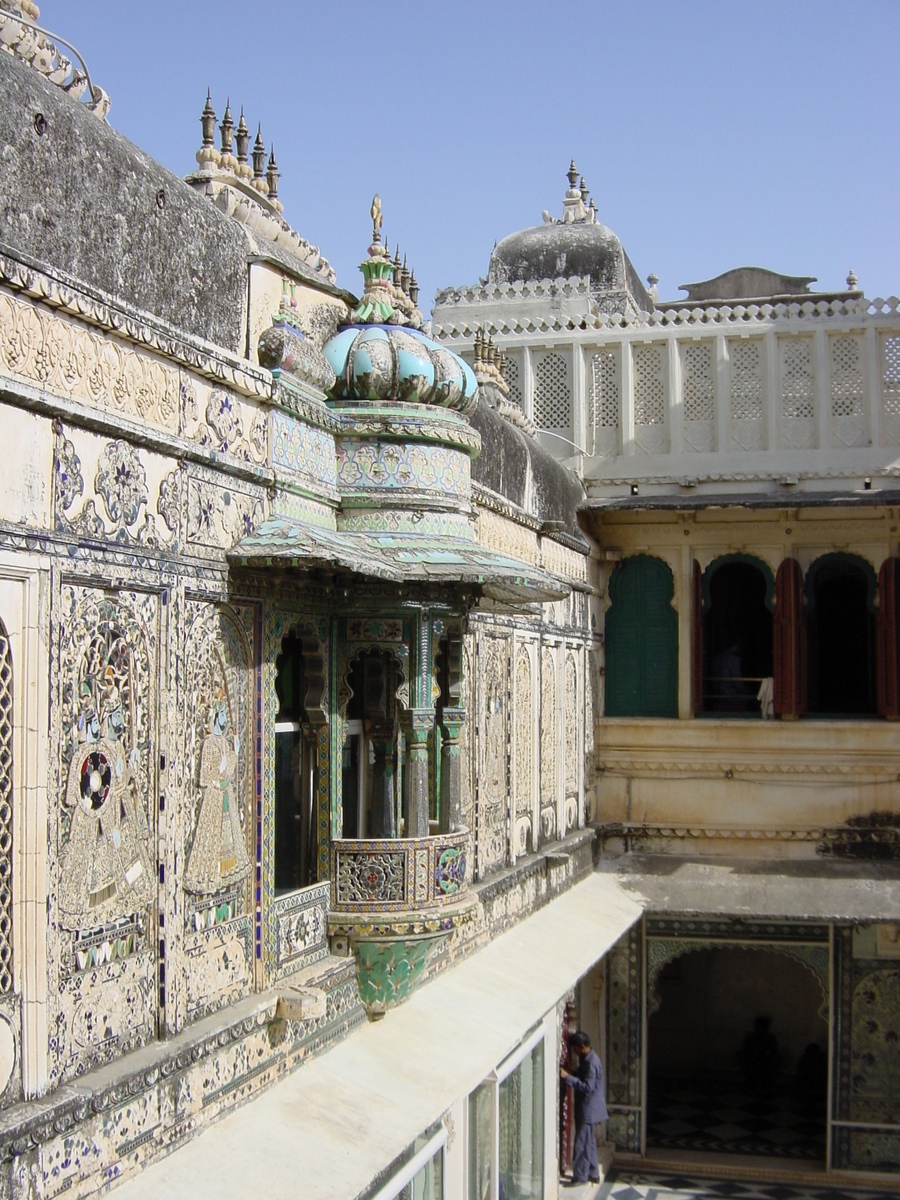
[605, 556, 677, 717]
[696, 557, 774, 715]
[806, 554, 877, 715]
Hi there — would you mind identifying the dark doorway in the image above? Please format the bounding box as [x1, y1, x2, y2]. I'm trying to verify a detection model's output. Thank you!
[808, 559, 876, 714]
[703, 561, 773, 714]
[647, 946, 828, 1162]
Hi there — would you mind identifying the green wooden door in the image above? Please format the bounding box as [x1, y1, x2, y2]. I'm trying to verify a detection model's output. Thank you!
[605, 555, 678, 716]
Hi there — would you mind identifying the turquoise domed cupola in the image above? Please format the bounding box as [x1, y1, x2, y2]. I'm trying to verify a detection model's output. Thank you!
[323, 196, 478, 414]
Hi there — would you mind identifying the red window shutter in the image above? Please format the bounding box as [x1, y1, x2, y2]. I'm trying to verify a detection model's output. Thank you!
[877, 557, 900, 719]
[691, 559, 704, 715]
[774, 559, 804, 717]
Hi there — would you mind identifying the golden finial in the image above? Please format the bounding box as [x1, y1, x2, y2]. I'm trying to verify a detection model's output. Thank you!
[370, 194, 383, 244]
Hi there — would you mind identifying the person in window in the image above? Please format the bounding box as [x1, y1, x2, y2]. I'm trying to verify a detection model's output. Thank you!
[711, 641, 748, 712]
[560, 1032, 608, 1186]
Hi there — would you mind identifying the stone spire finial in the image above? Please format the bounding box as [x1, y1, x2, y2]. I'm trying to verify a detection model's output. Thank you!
[580, 176, 589, 203]
[847, 269, 858, 290]
[196, 90, 220, 166]
[235, 108, 249, 164]
[370, 194, 383, 245]
[567, 160, 579, 190]
[401, 254, 410, 295]
[266, 147, 279, 198]
[201, 90, 216, 147]
[409, 270, 419, 306]
[219, 99, 234, 158]
[251, 125, 268, 194]
[393, 246, 402, 287]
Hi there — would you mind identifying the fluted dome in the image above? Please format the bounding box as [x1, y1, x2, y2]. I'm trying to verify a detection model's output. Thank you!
[323, 325, 478, 413]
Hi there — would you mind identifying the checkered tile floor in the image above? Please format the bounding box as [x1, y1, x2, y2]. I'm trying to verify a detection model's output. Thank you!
[647, 1081, 827, 1160]
[596, 1167, 891, 1200]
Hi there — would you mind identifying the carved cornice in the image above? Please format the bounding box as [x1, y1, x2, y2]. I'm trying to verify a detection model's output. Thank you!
[0, 245, 272, 400]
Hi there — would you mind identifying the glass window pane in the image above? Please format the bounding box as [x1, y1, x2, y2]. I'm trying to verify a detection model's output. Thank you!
[498, 1040, 544, 1199]
[468, 1082, 492, 1200]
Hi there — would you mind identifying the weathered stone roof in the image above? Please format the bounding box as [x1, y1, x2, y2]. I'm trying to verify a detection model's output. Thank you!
[0, 49, 346, 357]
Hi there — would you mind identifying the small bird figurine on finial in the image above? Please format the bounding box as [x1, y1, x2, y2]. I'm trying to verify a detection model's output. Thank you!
[370, 194, 383, 245]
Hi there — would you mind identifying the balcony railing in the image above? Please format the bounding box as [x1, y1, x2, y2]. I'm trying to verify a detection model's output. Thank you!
[330, 831, 468, 915]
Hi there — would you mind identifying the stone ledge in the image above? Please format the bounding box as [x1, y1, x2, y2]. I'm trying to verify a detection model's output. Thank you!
[0, 954, 356, 1160]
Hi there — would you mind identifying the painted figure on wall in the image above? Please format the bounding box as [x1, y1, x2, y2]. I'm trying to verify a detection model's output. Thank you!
[59, 678, 153, 928]
[184, 690, 251, 895]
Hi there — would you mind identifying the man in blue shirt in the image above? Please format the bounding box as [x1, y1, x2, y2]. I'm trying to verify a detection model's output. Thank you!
[560, 1032, 608, 1186]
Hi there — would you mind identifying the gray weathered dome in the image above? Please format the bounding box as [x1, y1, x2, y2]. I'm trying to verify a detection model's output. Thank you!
[486, 164, 654, 315]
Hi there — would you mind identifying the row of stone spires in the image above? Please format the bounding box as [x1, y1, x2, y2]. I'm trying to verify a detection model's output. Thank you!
[382, 243, 419, 307]
[473, 327, 508, 381]
[197, 92, 282, 211]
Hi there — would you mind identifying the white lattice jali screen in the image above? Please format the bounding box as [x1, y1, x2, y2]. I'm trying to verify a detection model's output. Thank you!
[0, 621, 11, 994]
[780, 337, 815, 448]
[633, 344, 667, 453]
[729, 338, 763, 450]
[589, 348, 619, 457]
[883, 335, 900, 445]
[534, 352, 570, 433]
[682, 342, 715, 453]
[830, 335, 866, 448]
[504, 352, 524, 410]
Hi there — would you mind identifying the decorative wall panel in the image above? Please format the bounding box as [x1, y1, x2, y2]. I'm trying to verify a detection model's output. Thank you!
[175, 600, 256, 1026]
[540, 645, 557, 842]
[477, 634, 510, 876]
[830, 335, 866, 448]
[606, 920, 643, 1154]
[53, 585, 159, 1083]
[513, 643, 534, 856]
[682, 341, 715, 452]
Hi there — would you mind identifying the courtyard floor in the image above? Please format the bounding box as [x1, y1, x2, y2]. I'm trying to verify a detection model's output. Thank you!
[582, 1167, 896, 1200]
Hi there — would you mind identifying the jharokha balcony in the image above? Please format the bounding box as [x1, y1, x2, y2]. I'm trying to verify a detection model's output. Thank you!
[328, 831, 476, 1017]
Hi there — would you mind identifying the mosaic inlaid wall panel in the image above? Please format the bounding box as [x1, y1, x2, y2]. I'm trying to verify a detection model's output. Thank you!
[184, 465, 267, 554]
[170, 599, 256, 1029]
[833, 925, 900, 1171]
[476, 632, 510, 877]
[52, 583, 160, 1083]
[54, 426, 180, 551]
[0, 290, 268, 469]
[563, 649, 579, 836]
[272, 410, 337, 492]
[606, 919, 643, 1154]
[336, 440, 469, 499]
[0, 617, 18, 1106]
[513, 641, 536, 858]
[540, 645, 558, 843]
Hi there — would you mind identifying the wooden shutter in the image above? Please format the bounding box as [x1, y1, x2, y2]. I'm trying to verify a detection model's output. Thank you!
[774, 558, 805, 717]
[877, 557, 900, 719]
[691, 560, 704, 715]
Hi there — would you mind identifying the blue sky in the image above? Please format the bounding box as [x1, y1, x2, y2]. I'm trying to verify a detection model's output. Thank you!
[56, 2, 900, 313]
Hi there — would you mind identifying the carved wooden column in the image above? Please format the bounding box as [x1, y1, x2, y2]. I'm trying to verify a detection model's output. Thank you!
[404, 709, 432, 837]
[439, 707, 466, 833]
[368, 723, 396, 837]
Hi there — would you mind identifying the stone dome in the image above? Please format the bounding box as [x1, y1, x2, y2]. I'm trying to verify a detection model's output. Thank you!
[487, 163, 653, 314]
[323, 325, 478, 412]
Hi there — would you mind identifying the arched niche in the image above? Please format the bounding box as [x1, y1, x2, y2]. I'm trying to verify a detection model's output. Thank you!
[647, 939, 829, 1023]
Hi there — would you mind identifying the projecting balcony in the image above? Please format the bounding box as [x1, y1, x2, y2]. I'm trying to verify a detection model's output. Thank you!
[328, 830, 474, 935]
[328, 831, 477, 1016]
